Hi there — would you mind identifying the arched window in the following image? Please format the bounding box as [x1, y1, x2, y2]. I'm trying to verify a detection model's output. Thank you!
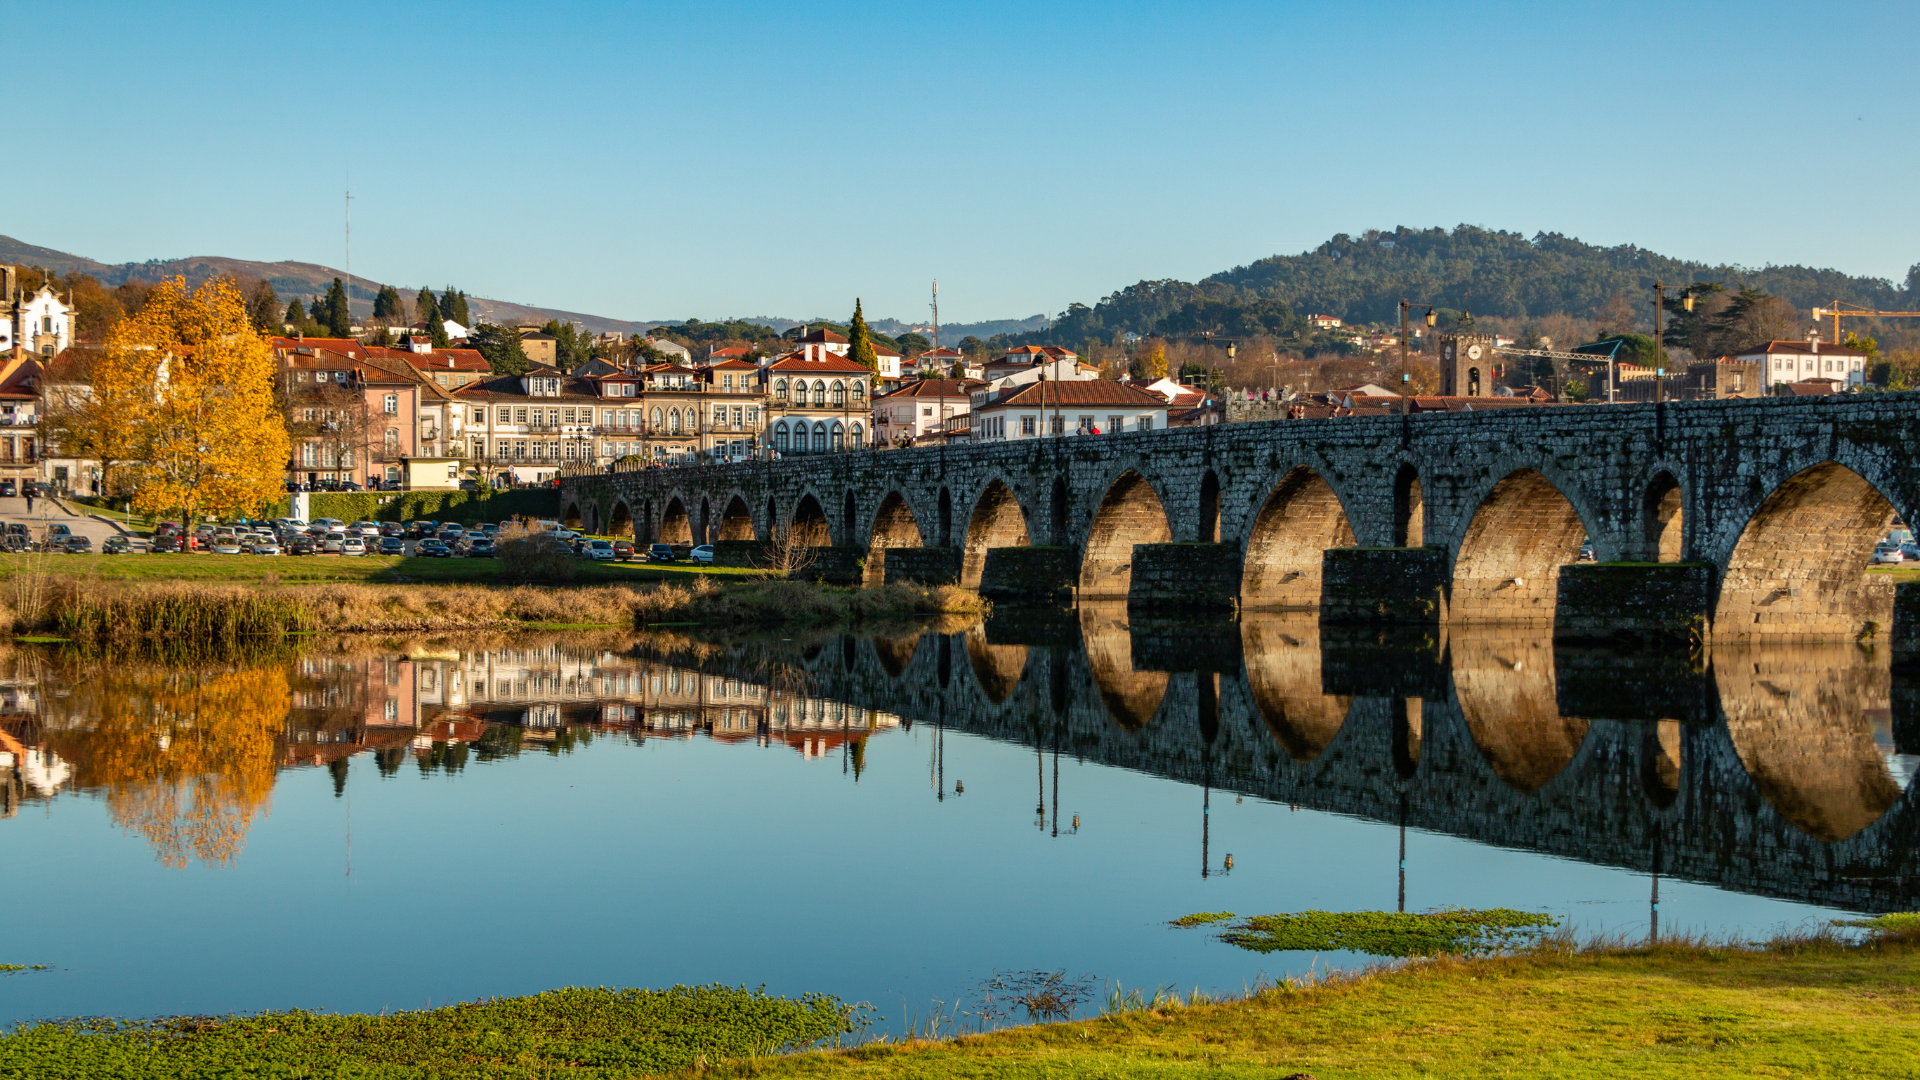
[831, 421, 845, 452]
[650, 407, 663, 431]
[812, 422, 828, 454]
[773, 422, 789, 452]
[668, 409, 681, 433]
[831, 381, 846, 406]
[813, 380, 826, 406]
[383, 428, 399, 455]
[851, 422, 864, 448]
[774, 378, 788, 401]
[851, 381, 864, 403]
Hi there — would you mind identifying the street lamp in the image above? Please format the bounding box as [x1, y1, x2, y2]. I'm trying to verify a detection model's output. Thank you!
[1397, 301, 1439, 413]
[1650, 281, 1696, 404]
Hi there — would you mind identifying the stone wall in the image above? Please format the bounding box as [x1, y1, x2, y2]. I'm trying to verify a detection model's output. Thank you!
[882, 547, 962, 586]
[1555, 563, 1713, 644]
[1128, 543, 1240, 614]
[979, 546, 1078, 603]
[1320, 548, 1447, 624]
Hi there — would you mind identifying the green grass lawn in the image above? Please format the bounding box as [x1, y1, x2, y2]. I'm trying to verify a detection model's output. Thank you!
[0, 552, 755, 585]
[1, 939, 1913, 1078]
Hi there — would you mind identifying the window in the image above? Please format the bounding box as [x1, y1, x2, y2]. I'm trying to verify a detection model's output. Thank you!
[745, 407, 757, 424]
[813, 380, 826, 406]
[1109, 415, 1123, 433]
[385, 466, 400, 484]
[812, 423, 828, 453]
[713, 406, 726, 424]
[300, 443, 318, 467]
[1049, 415, 1065, 436]
[497, 407, 509, 423]
[1021, 415, 1035, 436]
[831, 422, 845, 451]
[851, 422, 863, 448]
[830, 382, 846, 406]
[565, 442, 577, 460]
[651, 407, 663, 430]
[732, 407, 742, 427]
[563, 408, 575, 423]
[669, 410, 681, 434]
[775, 379, 788, 401]
[383, 428, 399, 455]
[1138, 415, 1154, 431]
[1078, 415, 1094, 433]
[473, 407, 484, 423]
[723, 373, 734, 389]
[851, 382, 864, 402]
[384, 394, 399, 415]
[922, 406, 933, 417]
[514, 440, 527, 458]
[774, 423, 789, 452]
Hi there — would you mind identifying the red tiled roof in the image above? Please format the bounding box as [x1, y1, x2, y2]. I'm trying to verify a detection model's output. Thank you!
[878, 379, 982, 399]
[980, 381, 1168, 409]
[1740, 340, 1867, 356]
[765, 350, 873, 374]
[365, 346, 490, 372]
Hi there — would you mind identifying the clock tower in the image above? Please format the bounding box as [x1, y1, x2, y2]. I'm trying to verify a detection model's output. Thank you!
[1439, 334, 1497, 397]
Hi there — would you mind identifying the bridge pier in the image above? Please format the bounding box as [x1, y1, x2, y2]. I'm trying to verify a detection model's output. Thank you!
[979, 547, 1078, 604]
[1892, 583, 1920, 671]
[805, 546, 866, 586]
[1554, 563, 1713, 645]
[1127, 543, 1240, 615]
[881, 547, 962, 586]
[710, 540, 761, 568]
[1319, 548, 1448, 626]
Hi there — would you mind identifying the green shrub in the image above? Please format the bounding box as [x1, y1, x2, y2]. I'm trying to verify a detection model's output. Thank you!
[299, 488, 558, 526]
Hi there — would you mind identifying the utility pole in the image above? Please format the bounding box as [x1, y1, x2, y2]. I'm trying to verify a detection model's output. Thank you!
[930, 280, 939, 354]
[344, 175, 353, 330]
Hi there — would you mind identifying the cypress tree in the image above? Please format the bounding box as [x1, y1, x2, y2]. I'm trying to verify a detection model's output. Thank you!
[440, 286, 463, 328]
[450, 290, 471, 326]
[286, 298, 307, 328]
[430, 319, 451, 348]
[372, 284, 404, 321]
[323, 278, 352, 336]
[847, 298, 879, 377]
[416, 287, 440, 327]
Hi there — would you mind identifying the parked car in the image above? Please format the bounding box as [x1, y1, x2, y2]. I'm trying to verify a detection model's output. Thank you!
[463, 537, 495, 558]
[612, 539, 634, 561]
[247, 538, 283, 556]
[0, 480, 15, 497]
[378, 536, 406, 556]
[1872, 545, 1905, 565]
[320, 535, 345, 554]
[288, 535, 315, 556]
[689, 544, 714, 564]
[102, 535, 132, 554]
[381, 521, 404, 537]
[341, 537, 366, 555]
[211, 538, 245, 555]
[646, 543, 676, 563]
[44, 523, 71, 543]
[583, 539, 616, 561]
[1903, 542, 1920, 561]
[150, 534, 181, 554]
[416, 538, 453, 558]
[60, 535, 94, 554]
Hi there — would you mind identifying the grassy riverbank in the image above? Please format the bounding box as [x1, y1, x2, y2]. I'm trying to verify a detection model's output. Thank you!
[0, 570, 986, 644]
[4, 934, 1915, 1078]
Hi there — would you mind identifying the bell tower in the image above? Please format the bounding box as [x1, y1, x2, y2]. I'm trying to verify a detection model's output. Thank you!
[1439, 334, 1497, 397]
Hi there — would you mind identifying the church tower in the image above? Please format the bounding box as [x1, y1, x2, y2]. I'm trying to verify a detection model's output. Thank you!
[1438, 333, 1497, 397]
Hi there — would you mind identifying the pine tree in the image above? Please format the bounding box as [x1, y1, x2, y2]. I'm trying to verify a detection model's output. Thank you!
[440, 287, 463, 328]
[323, 278, 352, 337]
[449, 290, 471, 326]
[416, 287, 440, 327]
[847, 299, 879, 381]
[286, 298, 308, 329]
[430, 319, 451, 348]
[372, 284, 404, 321]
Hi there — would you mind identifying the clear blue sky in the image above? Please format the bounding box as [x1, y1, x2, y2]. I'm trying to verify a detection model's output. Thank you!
[16, 0, 1918, 325]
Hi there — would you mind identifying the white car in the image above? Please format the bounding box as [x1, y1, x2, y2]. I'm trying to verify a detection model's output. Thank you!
[341, 537, 366, 555]
[321, 535, 346, 554]
[247, 539, 282, 556]
[1872, 546, 1905, 565]
[211, 539, 244, 555]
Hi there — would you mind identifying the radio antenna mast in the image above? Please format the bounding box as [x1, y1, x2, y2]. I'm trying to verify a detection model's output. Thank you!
[344, 174, 353, 324]
[931, 280, 939, 353]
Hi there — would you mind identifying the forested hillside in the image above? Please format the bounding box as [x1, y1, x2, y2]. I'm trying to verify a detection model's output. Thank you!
[1019, 225, 1918, 348]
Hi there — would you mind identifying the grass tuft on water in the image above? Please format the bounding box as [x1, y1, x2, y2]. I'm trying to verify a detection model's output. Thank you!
[0, 964, 49, 974]
[1179, 908, 1559, 957]
[1167, 911, 1236, 928]
[0, 984, 868, 1078]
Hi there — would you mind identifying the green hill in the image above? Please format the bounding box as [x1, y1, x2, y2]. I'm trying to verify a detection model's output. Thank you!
[1021, 225, 1918, 347]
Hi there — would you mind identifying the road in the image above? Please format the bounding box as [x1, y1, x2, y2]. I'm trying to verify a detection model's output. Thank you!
[0, 497, 128, 549]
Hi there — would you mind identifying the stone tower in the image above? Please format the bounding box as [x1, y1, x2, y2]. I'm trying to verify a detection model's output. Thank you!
[1439, 334, 1497, 397]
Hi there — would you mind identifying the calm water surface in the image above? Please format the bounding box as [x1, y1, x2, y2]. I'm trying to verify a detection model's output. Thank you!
[2, 610, 1914, 1029]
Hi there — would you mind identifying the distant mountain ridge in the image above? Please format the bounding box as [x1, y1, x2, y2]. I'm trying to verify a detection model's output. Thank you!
[0, 235, 664, 337]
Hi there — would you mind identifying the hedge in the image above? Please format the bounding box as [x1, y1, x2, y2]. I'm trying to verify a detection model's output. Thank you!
[290, 488, 560, 525]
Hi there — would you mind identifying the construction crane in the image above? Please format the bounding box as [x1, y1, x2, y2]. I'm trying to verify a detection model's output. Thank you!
[1811, 301, 1920, 345]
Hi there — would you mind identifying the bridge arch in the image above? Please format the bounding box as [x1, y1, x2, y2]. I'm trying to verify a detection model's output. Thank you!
[1241, 466, 1355, 610]
[1242, 615, 1348, 762]
[1081, 603, 1166, 730]
[660, 495, 693, 545]
[1449, 467, 1593, 624]
[1080, 468, 1172, 599]
[1197, 469, 1220, 543]
[1392, 463, 1424, 547]
[699, 497, 712, 545]
[608, 499, 633, 538]
[1712, 462, 1896, 639]
[718, 495, 754, 541]
[965, 626, 1027, 704]
[871, 631, 923, 678]
[790, 493, 831, 546]
[1643, 470, 1683, 562]
[864, 491, 925, 585]
[961, 477, 1030, 589]
[561, 499, 584, 531]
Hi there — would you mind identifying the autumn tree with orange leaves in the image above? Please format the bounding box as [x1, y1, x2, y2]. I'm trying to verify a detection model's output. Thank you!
[93, 277, 289, 521]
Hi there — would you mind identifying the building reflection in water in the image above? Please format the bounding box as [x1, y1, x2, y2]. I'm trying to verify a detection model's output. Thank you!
[2, 618, 1918, 914]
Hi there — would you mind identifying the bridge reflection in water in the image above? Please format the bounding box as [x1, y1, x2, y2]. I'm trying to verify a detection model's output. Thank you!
[641, 608, 1920, 914]
[3, 616, 1913, 914]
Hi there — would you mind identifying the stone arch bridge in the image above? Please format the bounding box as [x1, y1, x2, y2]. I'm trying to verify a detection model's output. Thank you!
[561, 394, 1920, 640]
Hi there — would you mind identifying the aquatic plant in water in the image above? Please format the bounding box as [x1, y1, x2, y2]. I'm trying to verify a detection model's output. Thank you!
[1176, 909, 1559, 957]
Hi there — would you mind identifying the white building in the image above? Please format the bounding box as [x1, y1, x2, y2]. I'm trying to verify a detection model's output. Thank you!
[1738, 339, 1867, 387]
[2, 269, 73, 358]
[969, 379, 1168, 442]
